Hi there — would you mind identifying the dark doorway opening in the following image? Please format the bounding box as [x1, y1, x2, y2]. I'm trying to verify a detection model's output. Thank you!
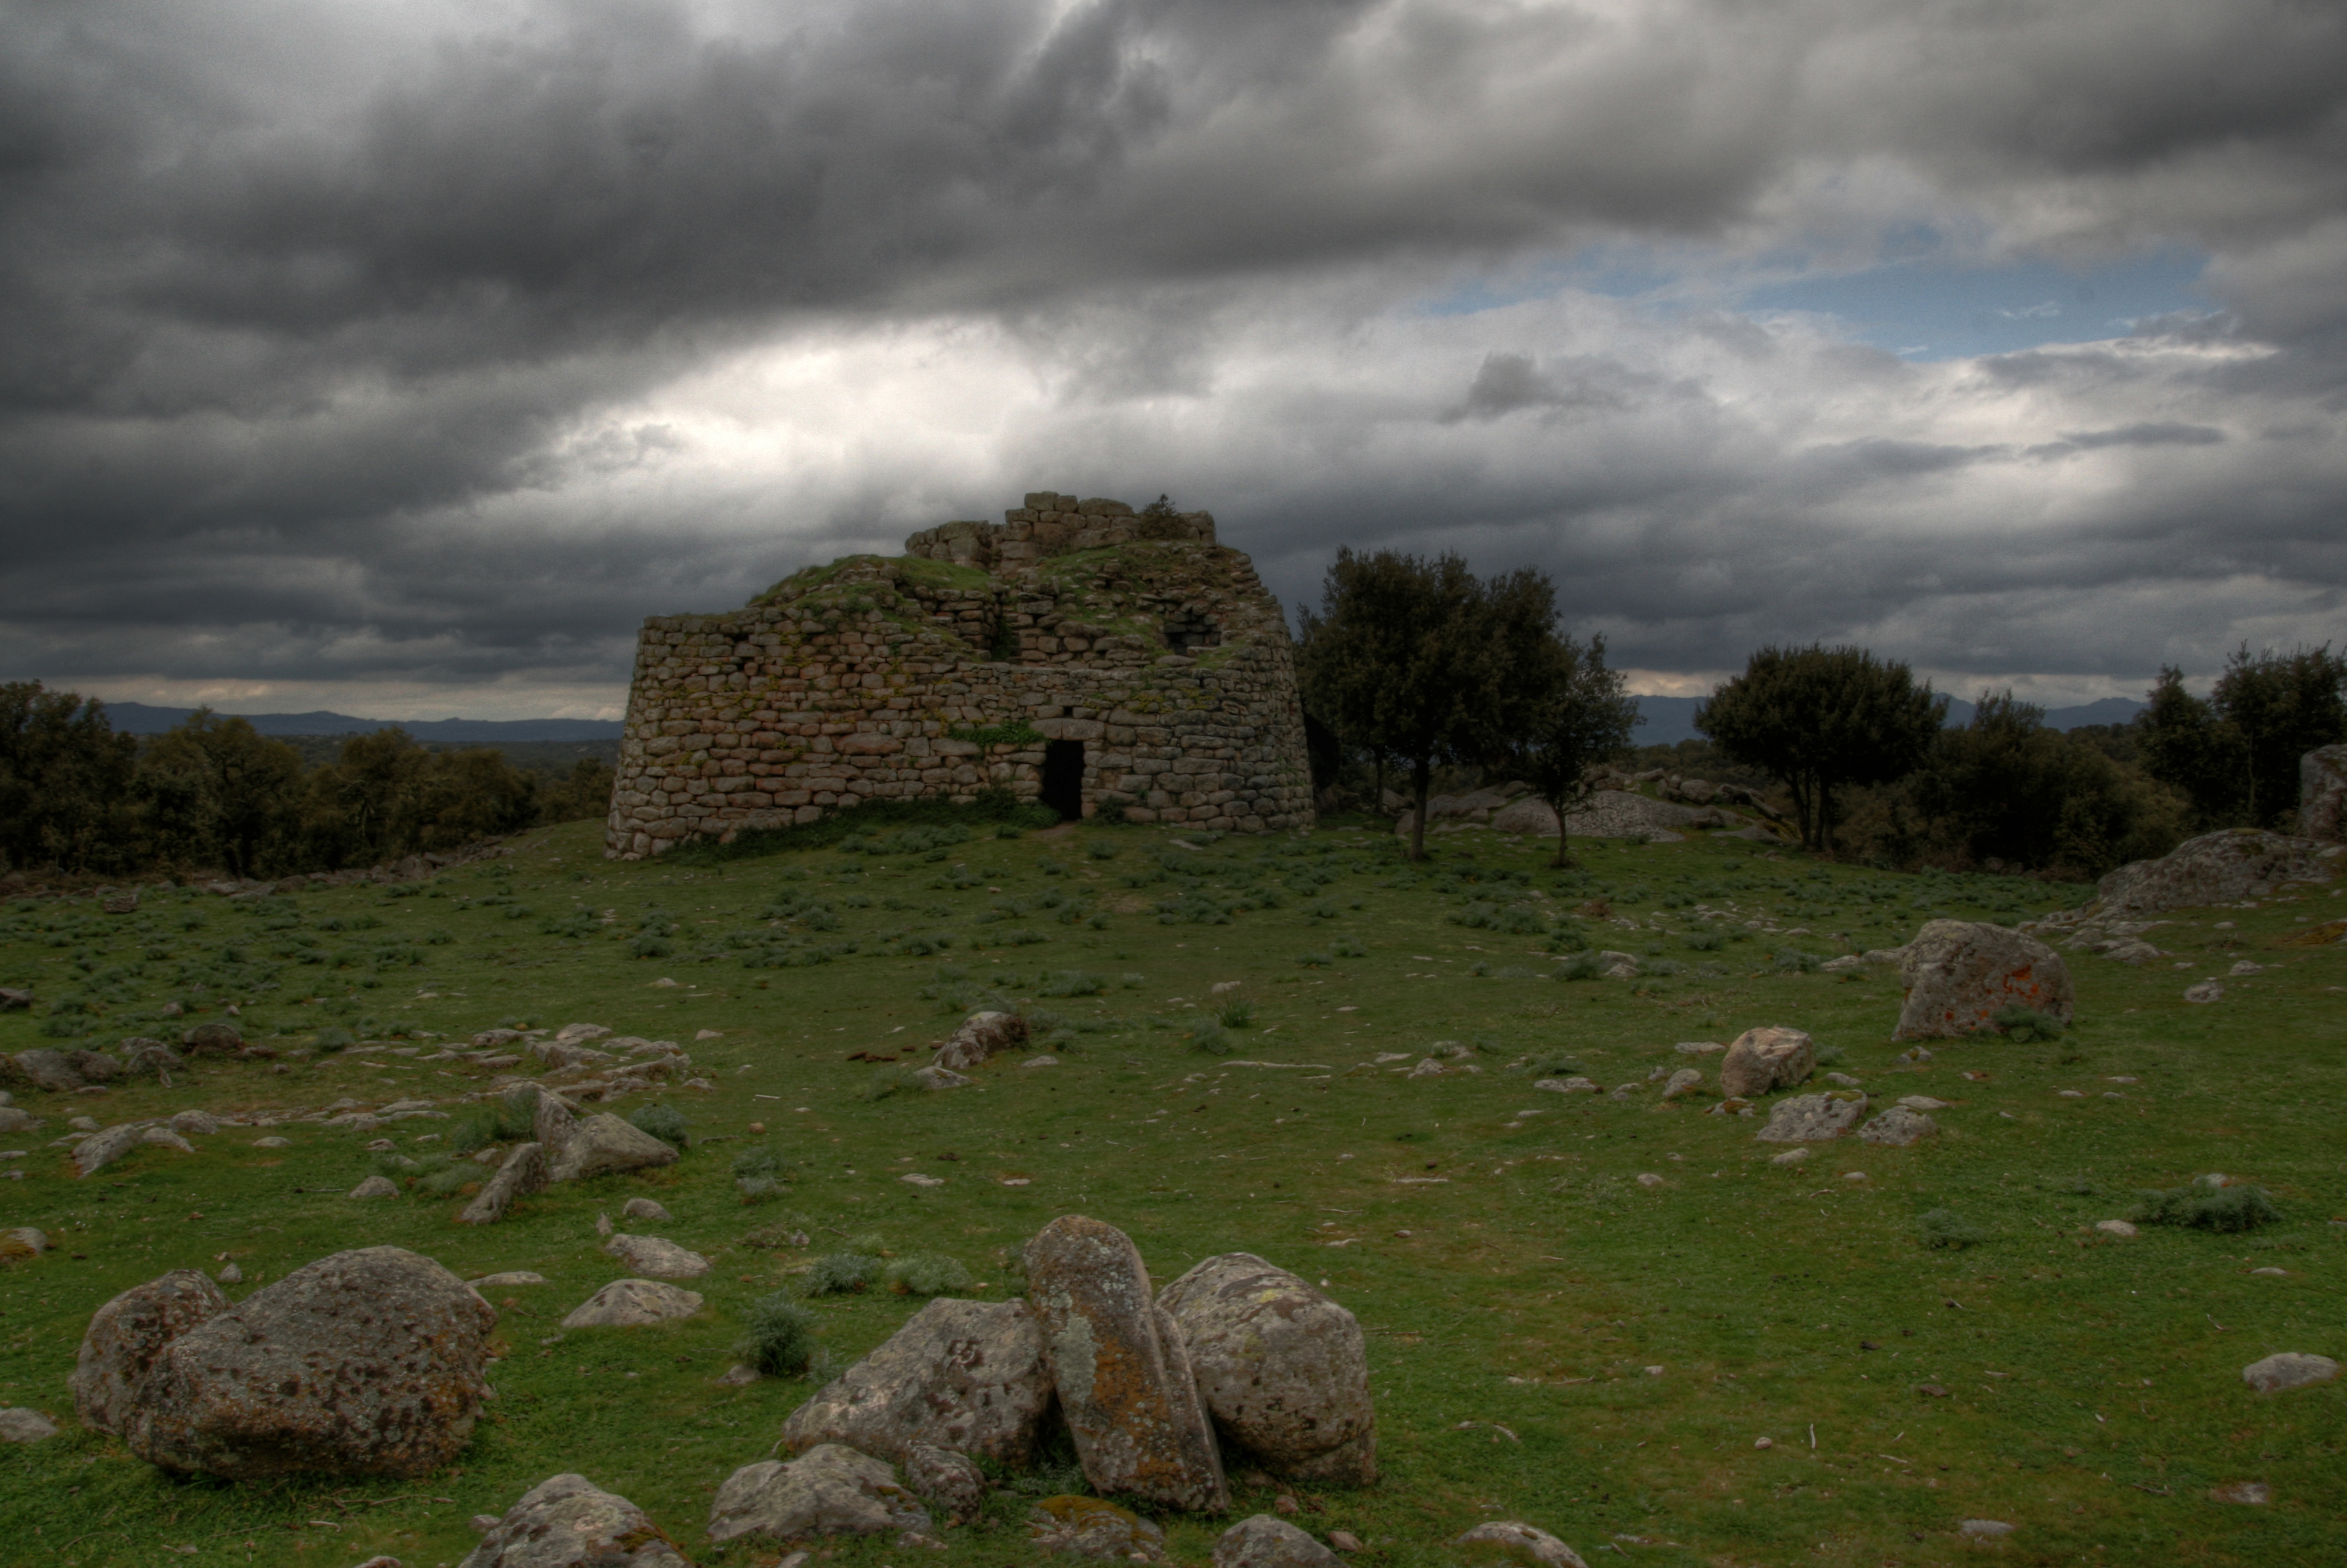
[1041, 739, 1086, 820]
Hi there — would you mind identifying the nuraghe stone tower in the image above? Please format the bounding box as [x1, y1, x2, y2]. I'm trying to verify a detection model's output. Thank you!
[604, 492, 1314, 858]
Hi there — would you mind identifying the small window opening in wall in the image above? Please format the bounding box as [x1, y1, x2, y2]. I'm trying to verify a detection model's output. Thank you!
[1164, 610, 1221, 650]
[1041, 740, 1086, 820]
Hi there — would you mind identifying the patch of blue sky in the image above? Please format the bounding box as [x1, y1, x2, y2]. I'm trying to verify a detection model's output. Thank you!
[1416, 238, 2214, 361]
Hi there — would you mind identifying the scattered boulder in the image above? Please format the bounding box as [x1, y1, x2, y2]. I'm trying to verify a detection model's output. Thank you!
[1214, 1515, 1341, 1568]
[15, 1049, 85, 1093]
[914, 1065, 975, 1090]
[559, 1279, 703, 1329]
[169, 1109, 219, 1136]
[2303, 744, 2347, 842]
[1, 1226, 47, 1258]
[601, 1235, 712, 1279]
[1894, 921, 2074, 1040]
[471, 1272, 549, 1289]
[1452, 1521, 1591, 1567]
[71, 1270, 233, 1435]
[2093, 829, 2334, 916]
[782, 1295, 1053, 1466]
[125, 1246, 496, 1479]
[933, 1011, 1030, 1072]
[66, 1048, 123, 1083]
[1754, 1093, 1868, 1143]
[1660, 1067, 1704, 1101]
[457, 1144, 549, 1226]
[547, 1113, 679, 1183]
[0, 1106, 42, 1133]
[2185, 979, 2225, 1004]
[1717, 1027, 1815, 1098]
[1158, 1253, 1376, 1484]
[1858, 1107, 1938, 1147]
[2241, 1352, 2339, 1393]
[707, 1443, 931, 1546]
[621, 1197, 670, 1221]
[902, 1442, 988, 1523]
[350, 1174, 400, 1198]
[0, 988, 30, 1011]
[2209, 1481, 2272, 1506]
[1026, 1215, 1229, 1512]
[181, 1022, 243, 1056]
[457, 1473, 690, 1568]
[141, 1126, 195, 1155]
[1027, 1495, 1167, 1562]
[2103, 939, 2163, 965]
[73, 1123, 149, 1179]
[0, 1407, 58, 1443]
[121, 1039, 179, 1080]
[1533, 1077, 1600, 1095]
[2094, 1219, 2138, 1239]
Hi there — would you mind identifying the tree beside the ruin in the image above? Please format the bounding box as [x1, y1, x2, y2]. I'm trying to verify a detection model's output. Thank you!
[1508, 632, 1642, 866]
[2138, 644, 2347, 831]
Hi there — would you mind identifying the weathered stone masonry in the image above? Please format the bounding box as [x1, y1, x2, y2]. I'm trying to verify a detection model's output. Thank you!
[604, 493, 1314, 859]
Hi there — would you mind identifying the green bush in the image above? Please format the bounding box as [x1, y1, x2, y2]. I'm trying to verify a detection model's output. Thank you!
[1187, 1018, 1233, 1056]
[1215, 996, 1256, 1029]
[450, 1103, 533, 1153]
[733, 1146, 782, 1179]
[2132, 1182, 2281, 1233]
[1330, 936, 1367, 958]
[315, 1027, 354, 1052]
[1917, 1209, 1986, 1249]
[1683, 930, 1724, 952]
[800, 1253, 883, 1295]
[1992, 1004, 2065, 1043]
[1556, 950, 1604, 981]
[863, 1064, 923, 1101]
[417, 1163, 475, 1198]
[735, 1293, 823, 1376]
[885, 1252, 974, 1296]
[627, 1103, 690, 1149]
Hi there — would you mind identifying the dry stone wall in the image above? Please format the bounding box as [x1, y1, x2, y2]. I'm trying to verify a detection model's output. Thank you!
[606, 492, 1312, 858]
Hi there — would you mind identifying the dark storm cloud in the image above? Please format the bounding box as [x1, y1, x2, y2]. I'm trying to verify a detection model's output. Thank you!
[2, 0, 2345, 710]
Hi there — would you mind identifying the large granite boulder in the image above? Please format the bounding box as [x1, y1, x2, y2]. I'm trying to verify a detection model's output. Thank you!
[72, 1269, 232, 1435]
[1716, 1026, 1815, 1098]
[781, 1295, 1053, 1466]
[546, 1110, 679, 1183]
[707, 1443, 930, 1545]
[2303, 746, 2347, 842]
[1753, 1093, 1868, 1143]
[1215, 1515, 1342, 1568]
[458, 1473, 690, 1568]
[1025, 1215, 1228, 1512]
[2092, 829, 2334, 916]
[1158, 1253, 1375, 1484]
[1894, 921, 2074, 1040]
[125, 1246, 496, 1478]
[933, 1011, 1029, 1072]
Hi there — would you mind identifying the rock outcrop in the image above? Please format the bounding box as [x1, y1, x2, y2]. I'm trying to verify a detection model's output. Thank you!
[707, 1444, 931, 1545]
[1753, 1093, 1868, 1143]
[559, 1279, 704, 1328]
[125, 1246, 496, 1479]
[2303, 746, 2347, 842]
[1717, 1026, 1815, 1098]
[72, 1270, 232, 1436]
[1027, 1495, 1167, 1562]
[1158, 1253, 1375, 1484]
[1894, 921, 2074, 1040]
[458, 1143, 549, 1226]
[458, 1473, 691, 1568]
[1025, 1215, 1229, 1512]
[933, 1010, 1030, 1072]
[2092, 829, 2335, 916]
[781, 1295, 1053, 1466]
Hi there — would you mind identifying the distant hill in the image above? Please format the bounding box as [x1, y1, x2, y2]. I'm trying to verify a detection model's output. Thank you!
[99, 702, 624, 742]
[1631, 693, 2143, 745]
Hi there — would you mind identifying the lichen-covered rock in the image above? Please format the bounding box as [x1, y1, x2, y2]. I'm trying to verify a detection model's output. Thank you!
[458, 1143, 548, 1226]
[2303, 746, 2347, 842]
[2240, 1352, 2339, 1393]
[1025, 1215, 1228, 1512]
[1157, 1253, 1375, 1484]
[902, 1442, 988, 1522]
[71, 1270, 232, 1435]
[456, 1473, 690, 1568]
[546, 1112, 679, 1183]
[932, 1012, 1029, 1072]
[125, 1246, 495, 1478]
[14, 1049, 84, 1093]
[1214, 1514, 1341, 1568]
[0, 1407, 59, 1443]
[707, 1443, 930, 1545]
[1453, 1521, 1591, 1567]
[73, 1123, 149, 1178]
[1858, 1107, 1938, 1146]
[601, 1235, 711, 1278]
[1894, 921, 2074, 1040]
[169, 1109, 218, 1136]
[2093, 829, 2334, 916]
[1717, 1027, 1815, 1098]
[66, 1048, 124, 1082]
[559, 1279, 703, 1328]
[349, 1173, 400, 1198]
[781, 1296, 1052, 1466]
[1027, 1495, 1167, 1561]
[181, 1021, 243, 1056]
[1753, 1093, 1868, 1144]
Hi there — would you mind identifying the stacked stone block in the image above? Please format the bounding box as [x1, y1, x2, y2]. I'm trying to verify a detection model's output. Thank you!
[604, 493, 1312, 858]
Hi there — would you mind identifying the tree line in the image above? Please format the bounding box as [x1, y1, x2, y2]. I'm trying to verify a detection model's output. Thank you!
[1295, 549, 2346, 877]
[0, 682, 617, 880]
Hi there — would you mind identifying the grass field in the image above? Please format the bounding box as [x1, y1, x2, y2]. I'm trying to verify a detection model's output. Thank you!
[1, 812, 2341, 1568]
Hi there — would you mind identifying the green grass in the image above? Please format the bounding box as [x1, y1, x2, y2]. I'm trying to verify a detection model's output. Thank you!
[1, 816, 2342, 1566]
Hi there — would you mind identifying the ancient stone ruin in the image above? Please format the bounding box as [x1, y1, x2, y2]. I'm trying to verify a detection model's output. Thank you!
[604, 493, 1314, 859]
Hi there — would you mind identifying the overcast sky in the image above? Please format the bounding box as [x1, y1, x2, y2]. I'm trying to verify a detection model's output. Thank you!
[5, 0, 2343, 721]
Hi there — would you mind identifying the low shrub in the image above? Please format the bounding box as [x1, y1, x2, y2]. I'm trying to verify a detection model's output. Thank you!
[2132, 1182, 2281, 1233]
[885, 1252, 975, 1296]
[1992, 1004, 2065, 1043]
[1215, 996, 1256, 1029]
[627, 1103, 690, 1150]
[1556, 951, 1605, 981]
[863, 1065, 924, 1101]
[1186, 1018, 1233, 1056]
[799, 1253, 883, 1295]
[1917, 1208, 1987, 1249]
[735, 1293, 823, 1376]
